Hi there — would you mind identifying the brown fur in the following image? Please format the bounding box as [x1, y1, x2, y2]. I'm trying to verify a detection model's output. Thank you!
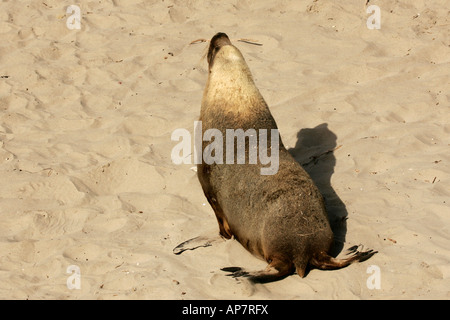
[179, 33, 376, 282]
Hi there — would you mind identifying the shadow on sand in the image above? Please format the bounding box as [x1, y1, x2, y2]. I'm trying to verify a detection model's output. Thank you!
[288, 123, 347, 257]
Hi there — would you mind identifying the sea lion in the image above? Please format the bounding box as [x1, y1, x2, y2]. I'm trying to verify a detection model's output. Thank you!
[174, 32, 376, 282]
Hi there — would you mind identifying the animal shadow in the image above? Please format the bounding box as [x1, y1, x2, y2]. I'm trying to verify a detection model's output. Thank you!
[288, 123, 347, 257]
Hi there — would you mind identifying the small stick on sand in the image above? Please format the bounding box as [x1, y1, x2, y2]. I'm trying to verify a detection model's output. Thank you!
[236, 38, 263, 46]
[189, 39, 207, 45]
[302, 145, 343, 167]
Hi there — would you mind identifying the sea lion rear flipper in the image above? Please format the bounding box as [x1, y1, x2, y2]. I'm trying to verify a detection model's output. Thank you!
[173, 233, 226, 255]
[221, 258, 293, 283]
[310, 245, 377, 271]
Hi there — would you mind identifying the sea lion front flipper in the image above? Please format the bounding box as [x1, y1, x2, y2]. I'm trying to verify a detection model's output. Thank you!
[173, 233, 226, 255]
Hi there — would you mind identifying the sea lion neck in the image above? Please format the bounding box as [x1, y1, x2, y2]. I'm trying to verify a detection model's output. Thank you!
[202, 66, 266, 121]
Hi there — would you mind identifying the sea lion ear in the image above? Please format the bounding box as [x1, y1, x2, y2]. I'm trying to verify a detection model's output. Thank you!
[207, 32, 232, 67]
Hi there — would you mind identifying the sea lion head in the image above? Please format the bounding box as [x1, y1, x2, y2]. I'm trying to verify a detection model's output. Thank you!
[207, 32, 232, 66]
[202, 32, 265, 118]
[206, 32, 247, 72]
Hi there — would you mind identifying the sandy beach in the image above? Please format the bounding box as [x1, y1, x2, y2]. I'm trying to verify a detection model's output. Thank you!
[0, 0, 449, 299]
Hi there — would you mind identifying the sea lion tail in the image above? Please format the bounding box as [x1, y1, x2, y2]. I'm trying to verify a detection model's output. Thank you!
[310, 245, 377, 271]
